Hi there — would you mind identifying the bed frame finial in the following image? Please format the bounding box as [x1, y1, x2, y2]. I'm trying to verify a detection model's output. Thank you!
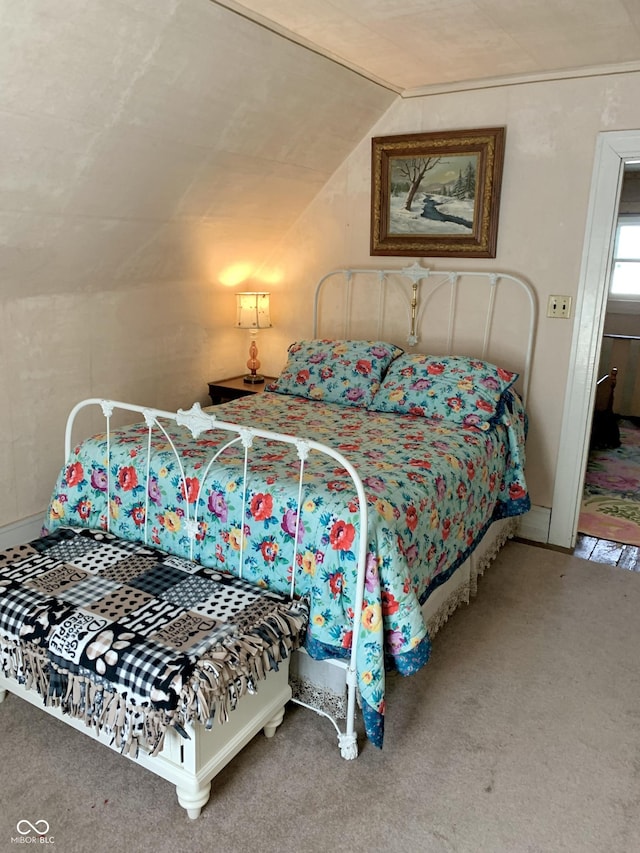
[184, 518, 199, 542]
[238, 427, 254, 449]
[402, 261, 430, 282]
[176, 403, 216, 439]
[143, 409, 158, 429]
[295, 439, 311, 462]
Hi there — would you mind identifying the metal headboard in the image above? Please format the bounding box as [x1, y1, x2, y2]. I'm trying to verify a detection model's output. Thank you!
[313, 262, 537, 406]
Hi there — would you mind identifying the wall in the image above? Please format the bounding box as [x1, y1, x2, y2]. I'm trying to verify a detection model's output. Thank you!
[258, 71, 640, 513]
[0, 0, 395, 536]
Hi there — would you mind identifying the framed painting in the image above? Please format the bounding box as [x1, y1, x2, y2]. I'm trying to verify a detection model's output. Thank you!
[370, 126, 506, 258]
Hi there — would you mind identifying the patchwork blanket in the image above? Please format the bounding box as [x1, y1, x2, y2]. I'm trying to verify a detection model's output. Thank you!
[0, 527, 308, 757]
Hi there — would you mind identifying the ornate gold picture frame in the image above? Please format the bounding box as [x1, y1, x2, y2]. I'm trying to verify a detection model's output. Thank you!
[371, 127, 506, 258]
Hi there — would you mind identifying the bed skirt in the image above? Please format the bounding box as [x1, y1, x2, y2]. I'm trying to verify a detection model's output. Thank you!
[290, 516, 517, 718]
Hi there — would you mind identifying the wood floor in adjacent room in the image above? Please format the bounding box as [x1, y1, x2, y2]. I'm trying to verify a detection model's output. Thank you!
[576, 414, 640, 571]
[574, 533, 640, 570]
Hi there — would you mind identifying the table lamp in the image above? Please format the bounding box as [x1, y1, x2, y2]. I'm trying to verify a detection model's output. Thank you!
[235, 291, 272, 383]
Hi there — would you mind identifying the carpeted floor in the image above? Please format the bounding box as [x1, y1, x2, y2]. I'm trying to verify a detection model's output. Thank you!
[579, 419, 640, 546]
[1, 540, 640, 853]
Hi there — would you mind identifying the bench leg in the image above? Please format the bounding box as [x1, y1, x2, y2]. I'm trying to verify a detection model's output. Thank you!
[263, 704, 286, 738]
[176, 779, 212, 820]
[0, 688, 7, 704]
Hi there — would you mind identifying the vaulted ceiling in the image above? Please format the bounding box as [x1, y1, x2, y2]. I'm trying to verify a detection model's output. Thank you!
[0, 1, 395, 301]
[3, 0, 640, 307]
[215, 0, 640, 94]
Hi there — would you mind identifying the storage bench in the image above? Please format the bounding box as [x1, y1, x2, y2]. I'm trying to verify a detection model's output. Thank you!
[0, 527, 308, 818]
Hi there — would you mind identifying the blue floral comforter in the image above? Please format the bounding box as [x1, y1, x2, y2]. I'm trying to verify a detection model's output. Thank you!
[44, 390, 529, 747]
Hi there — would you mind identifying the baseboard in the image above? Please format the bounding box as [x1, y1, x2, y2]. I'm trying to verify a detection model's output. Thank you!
[0, 512, 45, 550]
[516, 505, 550, 544]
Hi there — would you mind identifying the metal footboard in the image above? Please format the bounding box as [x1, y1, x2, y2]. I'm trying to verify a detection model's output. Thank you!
[64, 398, 367, 759]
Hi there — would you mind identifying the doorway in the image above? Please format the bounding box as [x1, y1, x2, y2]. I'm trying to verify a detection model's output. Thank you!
[549, 130, 640, 549]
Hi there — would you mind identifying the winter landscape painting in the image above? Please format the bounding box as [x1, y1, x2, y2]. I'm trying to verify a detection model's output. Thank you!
[370, 127, 505, 258]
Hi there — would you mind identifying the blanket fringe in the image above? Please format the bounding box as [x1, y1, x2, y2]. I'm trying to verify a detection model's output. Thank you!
[0, 598, 308, 759]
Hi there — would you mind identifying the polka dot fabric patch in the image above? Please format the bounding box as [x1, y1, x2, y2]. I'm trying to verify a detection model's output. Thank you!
[85, 584, 154, 621]
[190, 583, 262, 622]
[99, 554, 159, 584]
[69, 542, 138, 574]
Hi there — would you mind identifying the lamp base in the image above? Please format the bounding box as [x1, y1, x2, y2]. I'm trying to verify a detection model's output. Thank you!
[243, 374, 265, 384]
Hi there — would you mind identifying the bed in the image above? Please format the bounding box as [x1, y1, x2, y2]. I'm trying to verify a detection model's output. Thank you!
[0, 263, 536, 815]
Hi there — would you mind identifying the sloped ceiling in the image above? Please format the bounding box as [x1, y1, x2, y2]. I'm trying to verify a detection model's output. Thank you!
[3, 0, 640, 306]
[216, 0, 640, 94]
[0, 0, 395, 301]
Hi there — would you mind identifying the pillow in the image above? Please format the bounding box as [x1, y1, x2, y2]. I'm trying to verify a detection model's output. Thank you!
[369, 353, 518, 429]
[266, 339, 404, 408]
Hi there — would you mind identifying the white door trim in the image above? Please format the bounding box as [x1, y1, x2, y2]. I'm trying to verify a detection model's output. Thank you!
[548, 130, 640, 548]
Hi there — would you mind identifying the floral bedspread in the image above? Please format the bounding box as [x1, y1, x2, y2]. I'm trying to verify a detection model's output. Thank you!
[44, 390, 529, 747]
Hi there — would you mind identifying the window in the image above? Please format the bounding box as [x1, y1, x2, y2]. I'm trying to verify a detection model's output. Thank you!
[610, 216, 640, 298]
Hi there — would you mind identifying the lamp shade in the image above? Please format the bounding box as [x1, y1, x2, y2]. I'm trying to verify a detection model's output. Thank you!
[236, 292, 272, 329]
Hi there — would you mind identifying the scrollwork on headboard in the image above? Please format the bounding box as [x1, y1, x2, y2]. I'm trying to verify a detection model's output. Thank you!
[312, 262, 537, 405]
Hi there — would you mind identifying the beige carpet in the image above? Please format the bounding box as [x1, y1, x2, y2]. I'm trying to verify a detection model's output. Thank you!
[1, 541, 639, 853]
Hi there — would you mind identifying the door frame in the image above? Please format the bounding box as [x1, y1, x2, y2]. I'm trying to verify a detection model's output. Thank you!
[549, 130, 640, 548]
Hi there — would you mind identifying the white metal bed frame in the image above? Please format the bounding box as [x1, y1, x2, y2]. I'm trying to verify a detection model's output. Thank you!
[0, 262, 537, 818]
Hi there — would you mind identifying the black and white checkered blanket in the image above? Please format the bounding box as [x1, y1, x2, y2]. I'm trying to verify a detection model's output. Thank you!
[0, 527, 308, 756]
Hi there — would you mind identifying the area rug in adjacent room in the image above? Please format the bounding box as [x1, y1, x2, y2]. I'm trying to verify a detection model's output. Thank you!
[578, 418, 640, 545]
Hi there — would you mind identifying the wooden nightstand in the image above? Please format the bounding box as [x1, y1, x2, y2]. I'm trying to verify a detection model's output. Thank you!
[208, 375, 276, 405]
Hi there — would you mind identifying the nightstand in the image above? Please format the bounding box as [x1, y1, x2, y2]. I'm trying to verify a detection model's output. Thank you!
[208, 375, 276, 405]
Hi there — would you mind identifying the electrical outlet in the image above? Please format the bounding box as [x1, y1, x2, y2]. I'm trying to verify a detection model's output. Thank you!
[547, 294, 572, 319]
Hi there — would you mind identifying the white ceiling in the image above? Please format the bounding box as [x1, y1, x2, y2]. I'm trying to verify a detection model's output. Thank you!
[214, 0, 640, 94]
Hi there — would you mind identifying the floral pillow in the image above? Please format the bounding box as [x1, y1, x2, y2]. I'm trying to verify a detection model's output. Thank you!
[266, 339, 404, 408]
[369, 353, 518, 429]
